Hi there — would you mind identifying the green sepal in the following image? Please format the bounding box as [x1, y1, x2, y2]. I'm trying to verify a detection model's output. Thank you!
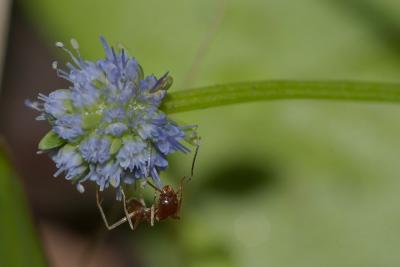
[138, 65, 144, 80]
[151, 74, 173, 92]
[63, 99, 74, 113]
[165, 76, 173, 89]
[110, 138, 122, 154]
[38, 130, 66, 150]
[91, 79, 104, 89]
[160, 75, 173, 90]
[82, 113, 102, 130]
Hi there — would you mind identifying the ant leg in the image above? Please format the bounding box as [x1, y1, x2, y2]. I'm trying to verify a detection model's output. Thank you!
[150, 204, 155, 226]
[179, 176, 184, 208]
[173, 177, 184, 220]
[108, 210, 139, 230]
[152, 189, 157, 205]
[96, 189, 113, 230]
[151, 189, 157, 226]
[96, 190, 140, 230]
[121, 189, 134, 230]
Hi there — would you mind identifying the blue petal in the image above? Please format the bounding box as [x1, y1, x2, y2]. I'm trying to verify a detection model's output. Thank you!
[53, 115, 83, 140]
[124, 60, 139, 81]
[52, 145, 86, 178]
[102, 108, 126, 122]
[99, 36, 113, 60]
[116, 140, 148, 171]
[43, 89, 71, 118]
[105, 122, 128, 136]
[79, 137, 111, 164]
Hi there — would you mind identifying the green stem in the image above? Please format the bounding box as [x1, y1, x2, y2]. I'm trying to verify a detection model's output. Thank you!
[162, 80, 400, 113]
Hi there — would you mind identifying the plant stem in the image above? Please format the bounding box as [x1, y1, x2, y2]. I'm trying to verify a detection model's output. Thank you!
[162, 80, 400, 113]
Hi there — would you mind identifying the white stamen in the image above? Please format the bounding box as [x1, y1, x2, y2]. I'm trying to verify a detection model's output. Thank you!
[70, 38, 79, 50]
[55, 42, 64, 48]
[35, 115, 46, 121]
[52, 61, 58, 69]
[24, 99, 43, 111]
[76, 183, 85, 193]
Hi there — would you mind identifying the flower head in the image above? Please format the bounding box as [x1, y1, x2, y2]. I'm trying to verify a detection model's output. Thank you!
[27, 37, 198, 199]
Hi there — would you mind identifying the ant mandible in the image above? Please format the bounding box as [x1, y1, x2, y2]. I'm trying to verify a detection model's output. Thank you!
[96, 144, 199, 231]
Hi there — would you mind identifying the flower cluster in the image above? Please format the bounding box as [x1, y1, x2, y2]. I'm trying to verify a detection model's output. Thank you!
[27, 37, 198, 199]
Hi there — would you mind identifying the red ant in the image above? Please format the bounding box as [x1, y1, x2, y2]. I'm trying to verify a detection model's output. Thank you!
[96, 144, 199, 230]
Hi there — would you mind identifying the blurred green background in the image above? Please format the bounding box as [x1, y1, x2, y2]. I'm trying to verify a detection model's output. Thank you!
[2, 0, 400, 266]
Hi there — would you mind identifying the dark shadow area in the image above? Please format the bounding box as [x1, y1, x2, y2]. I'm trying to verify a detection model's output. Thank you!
[329, 0, 400, 56]
[201, 159, 278, 197]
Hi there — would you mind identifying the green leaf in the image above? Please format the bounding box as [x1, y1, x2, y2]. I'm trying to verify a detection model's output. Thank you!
[0, 142, 47, 266]
[162, 80, 400, 114]
[38, 130, 65, 150]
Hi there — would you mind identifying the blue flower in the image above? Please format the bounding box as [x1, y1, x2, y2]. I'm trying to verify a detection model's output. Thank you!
[27, 37, 198, 199]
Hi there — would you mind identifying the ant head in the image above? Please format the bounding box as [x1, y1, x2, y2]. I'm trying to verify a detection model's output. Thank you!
[159, 185, 179, 212]
[161, 185, 175, 195]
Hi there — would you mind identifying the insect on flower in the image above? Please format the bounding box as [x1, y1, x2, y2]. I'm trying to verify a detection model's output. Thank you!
[26, 36, 200, 224]
[96, 144, 199, 230]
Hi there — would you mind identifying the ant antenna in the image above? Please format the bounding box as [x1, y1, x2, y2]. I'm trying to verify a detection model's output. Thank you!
[188, 143, 200, 182]
[145, 178, 163, 193]
[121, 189, 134, 230]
